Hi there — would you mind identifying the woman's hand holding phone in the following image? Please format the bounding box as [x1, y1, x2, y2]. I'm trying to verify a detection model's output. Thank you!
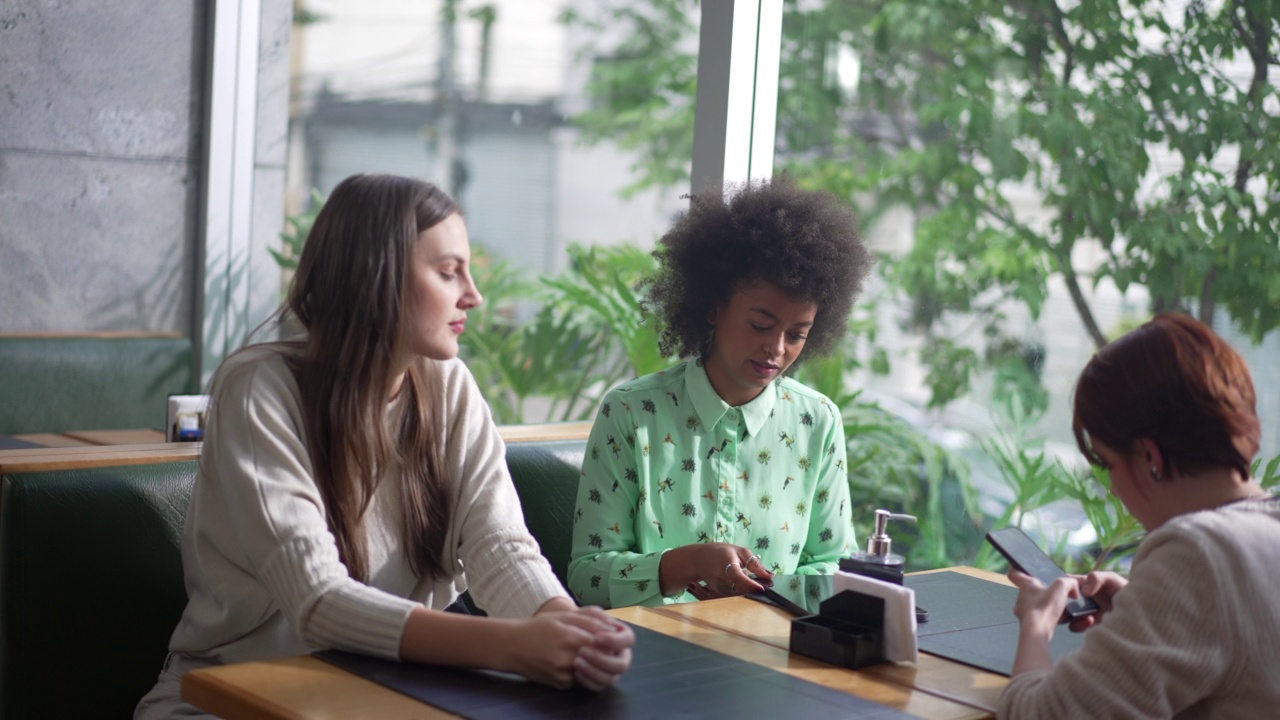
[1009, 570, 1081, 638]
[986, 527, 1099, 623]
[659, 542, 773, 598]
[1066, 571, 1128, 632]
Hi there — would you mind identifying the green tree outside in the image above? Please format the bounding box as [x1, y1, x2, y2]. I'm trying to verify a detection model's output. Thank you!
[565, 0, 1279, 408]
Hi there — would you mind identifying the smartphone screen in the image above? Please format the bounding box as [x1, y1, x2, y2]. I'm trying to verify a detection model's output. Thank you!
[986, 527, 1099, 622]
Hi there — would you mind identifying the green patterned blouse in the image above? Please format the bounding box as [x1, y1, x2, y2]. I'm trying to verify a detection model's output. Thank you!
[567, 359, 856, 608]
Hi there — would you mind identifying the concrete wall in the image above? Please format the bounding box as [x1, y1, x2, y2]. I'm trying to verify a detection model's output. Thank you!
[0, 0, 290, 347]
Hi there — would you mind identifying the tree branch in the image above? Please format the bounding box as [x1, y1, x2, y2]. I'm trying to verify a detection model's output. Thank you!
[1199, 267, 1219, 326]
[1228, 0, 1260, 60]
[1056, 239, 1109, 348]
[1230, 0, 1269, 193]
[1201, 0, 1272, 326]
[1048, 0, 1077, 85]
[931, 182, 1107, 348]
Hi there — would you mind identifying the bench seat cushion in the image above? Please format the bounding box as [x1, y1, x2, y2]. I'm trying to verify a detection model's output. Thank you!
[0, 461, 197, 719]
[0, 438, 587, 717]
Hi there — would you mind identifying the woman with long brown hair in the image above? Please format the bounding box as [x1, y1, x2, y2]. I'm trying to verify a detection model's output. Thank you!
[1000, 312, 1280, 718]
[137, 174, 633, 718]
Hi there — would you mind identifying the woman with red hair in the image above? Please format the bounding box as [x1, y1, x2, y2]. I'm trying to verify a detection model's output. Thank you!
[1001, 313, 1280, 718]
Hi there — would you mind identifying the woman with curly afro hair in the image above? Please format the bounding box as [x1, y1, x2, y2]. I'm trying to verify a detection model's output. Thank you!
[568, 176, 874, 608]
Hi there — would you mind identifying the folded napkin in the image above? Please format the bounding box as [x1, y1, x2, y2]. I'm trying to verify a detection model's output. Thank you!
[833, 570, 918, 662]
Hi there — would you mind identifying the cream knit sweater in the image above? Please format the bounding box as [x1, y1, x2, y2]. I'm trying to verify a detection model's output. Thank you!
[161, 343, 567, 665]
[1000, 497, 1280, 719]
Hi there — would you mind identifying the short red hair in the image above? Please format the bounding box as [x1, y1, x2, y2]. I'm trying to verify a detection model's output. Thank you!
[1073, 313, 1260, 479]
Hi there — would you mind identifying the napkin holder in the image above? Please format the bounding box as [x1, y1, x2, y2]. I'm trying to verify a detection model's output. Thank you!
[166, 394, 209, 442]
[789, 590, 886, 669]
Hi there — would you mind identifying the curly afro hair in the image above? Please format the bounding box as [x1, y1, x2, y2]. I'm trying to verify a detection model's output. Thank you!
[643, 175, 873, 361]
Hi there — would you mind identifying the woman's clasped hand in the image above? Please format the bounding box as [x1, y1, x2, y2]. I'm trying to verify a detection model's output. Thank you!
[512, 603, 635, 690]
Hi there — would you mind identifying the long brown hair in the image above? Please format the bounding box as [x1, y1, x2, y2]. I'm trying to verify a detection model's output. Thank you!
[1073, 312, 1260, 480]
[284, 173, 457, 581]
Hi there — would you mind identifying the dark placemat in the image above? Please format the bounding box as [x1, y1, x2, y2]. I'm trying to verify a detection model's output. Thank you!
[317, 622, 917, 719]
[906, 570, 1085, 675]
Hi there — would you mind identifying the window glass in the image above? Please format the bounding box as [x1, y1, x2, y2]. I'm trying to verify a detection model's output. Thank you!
[285, 0, 692, 422]
[286, 0, 686, 281]
[774, 0, 1280, 464]
[756, 1, 1280, 567]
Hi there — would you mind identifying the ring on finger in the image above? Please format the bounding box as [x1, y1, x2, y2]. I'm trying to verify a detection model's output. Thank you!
[730, 582, 737, 593]
[724, 562, 740, 577]
[747, 554, 762, 568]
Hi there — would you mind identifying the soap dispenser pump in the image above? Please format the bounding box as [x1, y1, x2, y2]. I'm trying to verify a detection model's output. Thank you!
[840, 509, 916, 584]
[838, 509, 929, 624]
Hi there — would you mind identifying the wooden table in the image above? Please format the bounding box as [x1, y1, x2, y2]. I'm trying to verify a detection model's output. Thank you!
[0, 422, 593, 477]
[11, 427, 168, 447]
[183, 569, 1010, 719]
[0, 430, 197, 476]
[9, 423, 592, 450]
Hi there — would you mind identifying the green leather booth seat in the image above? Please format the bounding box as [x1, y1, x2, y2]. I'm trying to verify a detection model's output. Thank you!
[504, 439, 585, 589]
[0, 462, 196, 720]
[0, 438, 586, 719]
[0, 335, 196, 435]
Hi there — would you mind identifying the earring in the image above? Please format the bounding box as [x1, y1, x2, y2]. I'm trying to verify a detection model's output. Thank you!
[1149, 466, 1161, 480]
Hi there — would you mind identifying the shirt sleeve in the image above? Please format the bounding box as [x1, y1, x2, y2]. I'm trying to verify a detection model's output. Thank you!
[440, 360, 570, 618]
[998, 530, 1231, 718]
[797, 405, 855, 574]
[567, 394, 666, 607]
[206, 357, 418, 660]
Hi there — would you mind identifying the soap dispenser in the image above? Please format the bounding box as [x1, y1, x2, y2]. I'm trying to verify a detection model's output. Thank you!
[840, 509, 928, 623]
[840, 509, 915, 584]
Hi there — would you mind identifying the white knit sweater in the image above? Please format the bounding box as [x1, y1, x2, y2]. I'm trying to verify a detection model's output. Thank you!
[1000, 497, 1280, 719]
[164, 343, 567, 665]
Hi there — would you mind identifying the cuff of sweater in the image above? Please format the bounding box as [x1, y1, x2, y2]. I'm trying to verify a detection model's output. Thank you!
[259, 534, 418, 660]
[998, 667, 1054, 716]
[463, 527, 570, 618]
[308, 584, 417, 660]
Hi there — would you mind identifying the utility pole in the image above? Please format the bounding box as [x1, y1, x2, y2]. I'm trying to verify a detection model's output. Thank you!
[434, 0, 463, 200]
[472, 4, 496, 101]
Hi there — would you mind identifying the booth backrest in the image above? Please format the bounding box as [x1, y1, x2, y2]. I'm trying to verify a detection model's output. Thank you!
[0, 437, 587, 719]
[0, 334, 196, 435]
[505, 439, 586, 589]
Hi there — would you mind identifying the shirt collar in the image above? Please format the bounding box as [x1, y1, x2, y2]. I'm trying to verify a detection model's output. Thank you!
[686, 358, 777, 438]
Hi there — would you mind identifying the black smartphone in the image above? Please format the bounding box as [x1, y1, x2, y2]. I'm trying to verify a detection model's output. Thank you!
[986, 527, 1099, 623]
[748, 586, 812, 616]
[746, 575, 929, 623]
